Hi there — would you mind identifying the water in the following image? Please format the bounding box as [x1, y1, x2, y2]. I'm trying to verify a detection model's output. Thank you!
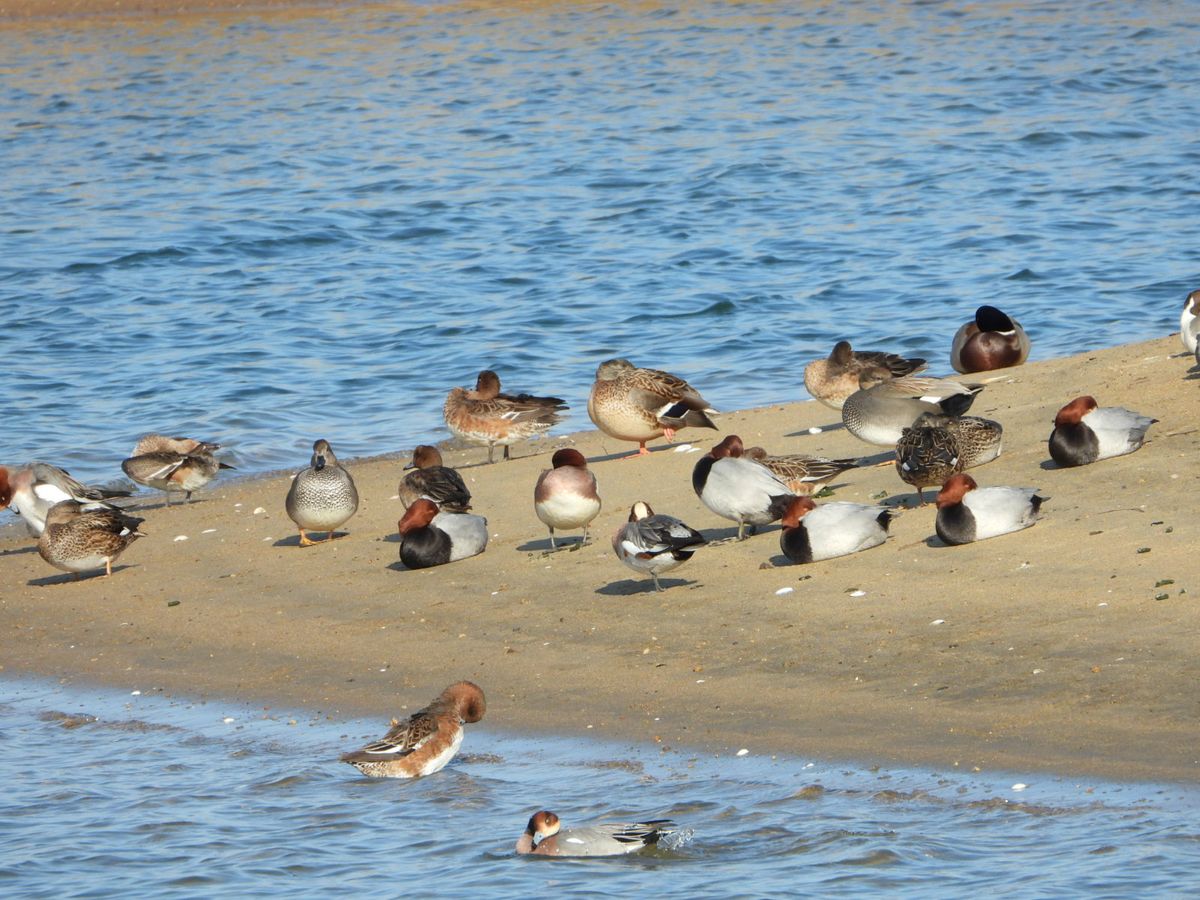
[1, 0, 1198, 485]
[1, 677, 1197, 898]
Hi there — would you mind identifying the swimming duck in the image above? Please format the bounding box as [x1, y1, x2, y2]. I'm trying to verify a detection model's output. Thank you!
[37, 500, 145, 578]
[1047, 396, 1157, 468]
[778, 496, 893, 563]
[516, 811, 677, 857]
[842, 369, 985, 446]
[398, 499, 488, 569]
[1181, 289, 1199, 354]
[340, 681, 486, 779]
[284, 439, 359, 546]
[950, 305, 1031, 374]
[935, 474, 1045, 545]
[803, 341, 927, 410]
[742, 446, 860, 495]
[0, 463, 131, 536]
[587, 358, 718, 457]
[895, 413, 1003, 505]
[692, 435, 795, 540]
[443, 370, 567, 464]
[121, 448, 235, 505]
[534, 448, 601, 549]
[398, 445, 471, 513]
[612, 500, 705, 592]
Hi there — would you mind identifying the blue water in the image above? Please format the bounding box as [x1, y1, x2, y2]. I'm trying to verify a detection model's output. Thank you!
[2, 0, 1198, 486]
[2, 677, 1198, 898]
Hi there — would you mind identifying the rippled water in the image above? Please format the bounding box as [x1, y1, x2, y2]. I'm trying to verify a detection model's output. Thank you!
[2, 0, 1198, 485]
[2, 678, 1198, 898]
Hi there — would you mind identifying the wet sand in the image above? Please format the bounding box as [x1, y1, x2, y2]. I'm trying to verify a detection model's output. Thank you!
[2, 335, 1198, 782]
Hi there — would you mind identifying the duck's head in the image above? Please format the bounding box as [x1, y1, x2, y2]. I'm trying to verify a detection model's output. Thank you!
[406, 445, 444, 471]
[742, 446, 768, 462]
[709, 434, 744, 459]
[440, 680, 487, 723]
[551, 448, 588, 469]
[473, 370, 501, 399]
[311, 439, 335, 470]
[628, 500, 654, 522]
[526, 810, 561, 840]
[780, 496, 817, 528]
[1054, 396, 1097, 427]
[856, 366, 893, 391]
[936, 473, 978, 508]
[830, 340, 854, 366]
[0, 466, 11, 510]
[43, 499, 85, 526]
[975, 305, 1016, 333]
[398, 498, 440, 534]
[595, 358, 634, 381]
[1186, 289, 1200, 315]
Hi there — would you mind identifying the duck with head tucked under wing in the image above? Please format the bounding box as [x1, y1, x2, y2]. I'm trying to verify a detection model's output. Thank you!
[398, 444, 471, 513]
[0, 462, 131, 537]
[1180, 289, 1199, 355]
[950, 305, 1031, 374]
[934, 474, 1045, 545]
[397, 498, 488, 569]
[692, 435, 795, 541]
[534, 449, 601, 549]
[587, 358, 718, 458]
[842, 368, 984, 447]
[803, 340, 926, 410]
[37, 500, 145, 579]
[1047, 396, 1156, 468]
[443, 370, 567, 464]
[894, 412, 1003, 505]
[340, 681, 485, 779]
[612, 500, 705, 592]
[778, 496, 893, 564]
[741, 446, 861, 496]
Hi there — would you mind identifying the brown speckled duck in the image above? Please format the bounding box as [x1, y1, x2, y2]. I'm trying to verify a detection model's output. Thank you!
[443, 370, 567, 464]
[37, 500, 145, 579]
[284, 439, 359, 546]
[742, 446, 860, 495]
[587, 358, 717, 457]
[895, 413, 1003, 504]
[803, 341, 926, 410]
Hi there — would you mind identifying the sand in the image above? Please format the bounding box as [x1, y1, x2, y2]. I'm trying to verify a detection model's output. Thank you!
[2, 334, 1198, 782]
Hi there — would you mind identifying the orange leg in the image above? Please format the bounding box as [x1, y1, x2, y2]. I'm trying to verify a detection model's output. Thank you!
[298, 529, 316, 547]
[622, 442, 652, 460]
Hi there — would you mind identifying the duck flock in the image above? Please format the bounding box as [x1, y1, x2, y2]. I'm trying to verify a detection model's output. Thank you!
[1, 293, 1195, 855]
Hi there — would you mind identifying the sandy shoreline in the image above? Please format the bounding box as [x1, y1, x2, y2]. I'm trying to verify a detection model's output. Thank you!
[2, 334, 1198, 783]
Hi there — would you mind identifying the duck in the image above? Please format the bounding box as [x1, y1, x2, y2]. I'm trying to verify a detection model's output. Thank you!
[1047, 396, 1157, 467]
[741, 446, 860, 495]
[340, 681, 485, 778]
[692, 435, 795, 540]
[533, 448, 601, 549]
[37, 500, 146, 578]
[934, 474, 1045, 545]
[284, 439, 359, 546]
[612, 500, 705, 592]
[121, 447, 235, 505]
[0, 463, 131, 536]
[443, 370, 567, 464]
[129, 433, 222, 457]
[803, 340, 927, 410]
[587, 358, 718, 457]
[1181, 289, 1199, 354]
[842, 368, 985, 446]
[397, 499, 488, 569]
[516, 810, 677, 857]
[398, 445, 471, 513]
[894, 413, 1003, 505]
[778, 496, 893, 563]
[950, 305, 1031, 373]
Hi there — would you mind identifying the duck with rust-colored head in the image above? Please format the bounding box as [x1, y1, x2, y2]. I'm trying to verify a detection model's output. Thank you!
[935, 474, 1045, 545]
[804, 340, 926, 410]
[1181, 289, 1200, 355]
[692, 435, 795, 541]
[443, 370, 567, 464]
[779, 496, 893, 564]
[0, 463, 131, 537]
[340, 681, 485, 778]
[1048, 396, 1156, 468]
[516, 810, 677, 857]
[950, 305, 1030, 374]
[534, 449, 601, 549]
[587, 358, 718, 458]
[398, 498, 487, 569]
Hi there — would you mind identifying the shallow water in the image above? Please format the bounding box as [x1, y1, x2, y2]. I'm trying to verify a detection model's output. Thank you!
[2, 677, 1198, 898]
[1, 0, 1198, 486]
